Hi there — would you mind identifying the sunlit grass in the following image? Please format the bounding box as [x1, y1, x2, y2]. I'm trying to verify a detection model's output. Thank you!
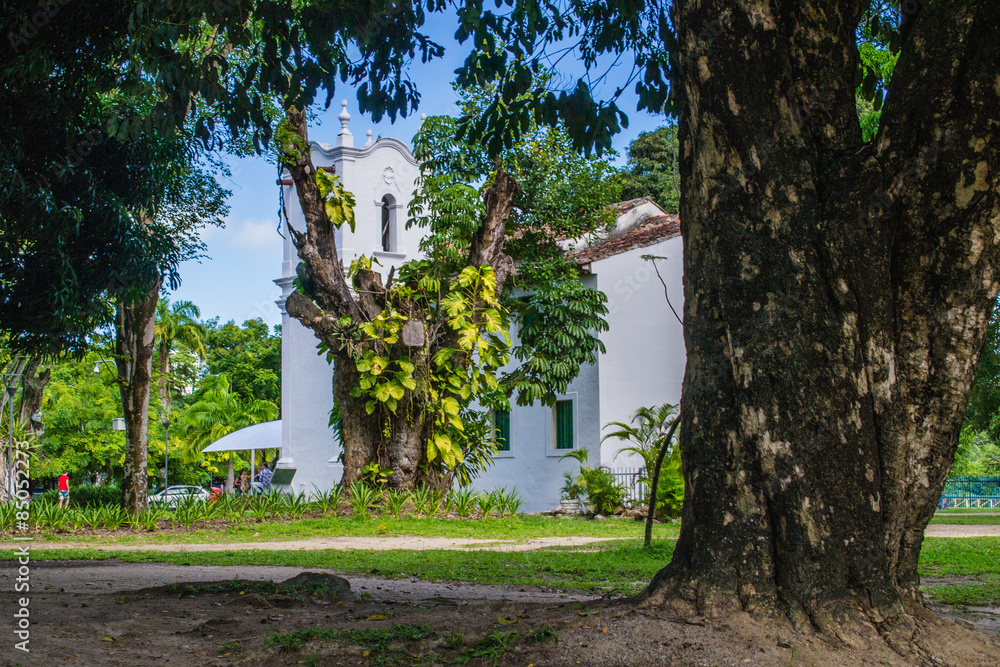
[30, 514, 681, 546]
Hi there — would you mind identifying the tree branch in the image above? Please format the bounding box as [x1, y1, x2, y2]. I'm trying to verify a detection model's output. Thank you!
[467, 168, 521, 293]
[280, 108, 361, 321]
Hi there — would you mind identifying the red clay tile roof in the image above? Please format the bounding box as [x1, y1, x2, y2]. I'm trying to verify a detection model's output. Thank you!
[612, 196, 655, 214]
[569, 214, 681, 264]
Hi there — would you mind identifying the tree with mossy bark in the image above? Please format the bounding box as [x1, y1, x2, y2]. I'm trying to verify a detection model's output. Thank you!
[278, 91, 619, 490]
[620, 1, 1000, 659]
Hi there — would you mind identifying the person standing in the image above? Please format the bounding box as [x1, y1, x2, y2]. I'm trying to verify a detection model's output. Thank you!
[256, 464, 273, 491]
[57, 471, 70, 509]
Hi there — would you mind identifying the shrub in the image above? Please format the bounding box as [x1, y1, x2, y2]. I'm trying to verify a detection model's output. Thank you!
[578, 467, 625, 516]
[604, 403, 684, 519]
[559, 449, 627, 516]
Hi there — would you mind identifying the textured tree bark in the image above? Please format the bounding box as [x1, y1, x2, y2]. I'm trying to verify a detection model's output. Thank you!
[116, 281, 160, 515]
[18, 356, 50, 436]
[280, 109, 520, 489]
[157, 340, 171, 416]
[643, 0, 1000, 657]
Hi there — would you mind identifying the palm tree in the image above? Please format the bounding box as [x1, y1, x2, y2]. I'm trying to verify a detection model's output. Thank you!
[603, 403, 683, 520]
[154, 299, 207, 415]
[178, 375, 278, 493]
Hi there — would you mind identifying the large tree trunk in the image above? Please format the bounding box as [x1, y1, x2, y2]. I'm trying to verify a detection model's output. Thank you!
[116, 281, 160, 515]
[644, 0, 1000, 659]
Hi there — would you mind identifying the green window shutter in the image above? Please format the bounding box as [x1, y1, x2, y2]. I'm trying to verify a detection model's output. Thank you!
[493, 410, 511, 451]
[555, 400, 574, 450]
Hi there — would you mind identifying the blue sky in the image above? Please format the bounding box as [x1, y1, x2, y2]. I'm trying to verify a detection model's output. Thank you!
[169, 30, 668, 328]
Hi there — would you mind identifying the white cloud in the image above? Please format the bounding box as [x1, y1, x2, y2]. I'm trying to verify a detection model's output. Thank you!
[227, 218, 281, 252]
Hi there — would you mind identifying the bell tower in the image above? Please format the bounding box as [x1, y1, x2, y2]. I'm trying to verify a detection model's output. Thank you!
[273, 102, 423, 495]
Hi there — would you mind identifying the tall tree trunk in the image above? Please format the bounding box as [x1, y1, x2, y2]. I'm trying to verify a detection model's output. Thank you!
[226, 457, 235, 496]
[158, 340, 171, 415]
[644, 0, 1000, 659]
[116, 281, 160, 515]
[19, 356, 50, 436]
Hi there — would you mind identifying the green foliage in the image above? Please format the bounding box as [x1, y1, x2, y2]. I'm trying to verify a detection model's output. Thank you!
[605, 404, 684, 519]
[361, 462, 394, 488]
[492, 486, 526, 517]
[506, 277, 610, 406]
[965, 307, 1000, 433]
[952, 428, 1000, 476]
[856, 42, 898, 142]
[348, 482, 379, 520]
[580, 468, 626, 516]
[559, 448, 626, 515]
[451, 488, 477, 518]
[383, 488, 409, 518]
[177, 375, 278, 473]
[268, 623, 433, 656]
[619, 125, 680, 212]
[476, 490, 498, 518]
[315, 171, 357, 233]
[411, 99, 615, 411]
[203, 318, 282, 406]
[66, 485, 123, 509]
[35, 352, 166, 482]
[342, 250, 512, 472]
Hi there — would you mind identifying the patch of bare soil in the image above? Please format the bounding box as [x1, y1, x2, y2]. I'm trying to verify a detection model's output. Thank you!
[2, 562, 998, 667]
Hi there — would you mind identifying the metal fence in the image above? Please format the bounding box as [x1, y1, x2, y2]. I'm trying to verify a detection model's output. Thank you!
[610, 473, 1000, 511]
[611, 467, 648, 506]
[939, 476, 1000, 509]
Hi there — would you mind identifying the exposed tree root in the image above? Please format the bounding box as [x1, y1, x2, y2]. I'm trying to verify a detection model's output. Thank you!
[636, 575, 1000, 666]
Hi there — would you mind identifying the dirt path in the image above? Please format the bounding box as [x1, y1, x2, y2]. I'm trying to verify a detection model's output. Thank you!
[3, 535, 623, 553]
[924, 524, 1000, 538]
[11, 560, 597, 603]
[2, 561, 997, 667]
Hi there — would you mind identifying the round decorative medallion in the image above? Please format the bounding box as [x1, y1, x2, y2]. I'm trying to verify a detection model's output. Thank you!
[382, 167, 395, 185]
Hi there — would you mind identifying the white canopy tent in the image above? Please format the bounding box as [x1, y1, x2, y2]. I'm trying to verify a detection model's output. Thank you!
[201, 420, 281, 490]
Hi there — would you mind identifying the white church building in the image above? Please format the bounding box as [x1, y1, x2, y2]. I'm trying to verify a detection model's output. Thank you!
[270, 103, 685, 513]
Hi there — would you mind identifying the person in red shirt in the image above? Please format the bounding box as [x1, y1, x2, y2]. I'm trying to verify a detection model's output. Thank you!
[57, 471, 70, 509]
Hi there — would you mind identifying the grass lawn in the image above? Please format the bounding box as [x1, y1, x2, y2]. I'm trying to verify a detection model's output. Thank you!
[17, 540, 676, 595]
[8, 529, 1000, 605]
[30, 514, 681, 546]
[917, 538, 1000, 607]
[929, 513, 1000, 525]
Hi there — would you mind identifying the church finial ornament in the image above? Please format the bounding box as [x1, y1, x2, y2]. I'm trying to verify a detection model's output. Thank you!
[337, 100, 353, 147]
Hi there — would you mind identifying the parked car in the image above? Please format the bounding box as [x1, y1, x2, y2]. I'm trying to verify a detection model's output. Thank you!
[149, 485, 210, 507]
[209, 486, 223, 501]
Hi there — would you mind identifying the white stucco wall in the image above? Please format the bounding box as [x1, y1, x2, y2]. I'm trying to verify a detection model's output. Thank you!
[592, 235, 685, 466]
[469, 289, 603, 514]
